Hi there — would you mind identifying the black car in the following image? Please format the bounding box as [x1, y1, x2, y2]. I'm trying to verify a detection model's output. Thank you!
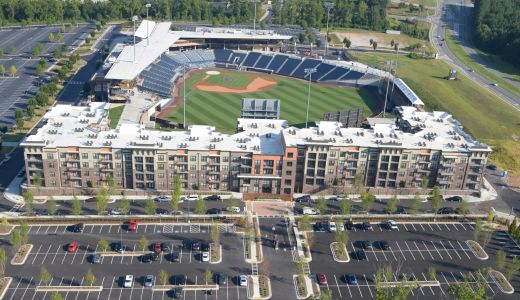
[112, 242, 127, 253]
[201, 243, 210, 252]
[396, 207, 406, 214]
[487, 164, 497, 171]
[355, 250, 367, 260]
[162, 242, 171, 252]
[445, 196, 463, 202]
[204, 195, 221, 201]
[192, 241, 200, 251]
[359, 240, 372, 249]
[378, 240, 390, 250]
[156, 208, 169, 215]
[295, 195, 311, 203]
[361, 222, 372, 230]
[214, 272, 227, 285]
[207, 208, 220, 215]
[142, 252, 159, 262]
[313, 222, 326, 232]
[170, 252, 180, 262]
[344, 221, 354, 230]
[438, 207, 455, 214]
[150, 252, 160, 261]
[172, 287, 183, 298]
[72, 223, 84, 233]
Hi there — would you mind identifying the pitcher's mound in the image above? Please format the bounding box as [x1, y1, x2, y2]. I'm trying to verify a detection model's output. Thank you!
[206, 70, 221, 75]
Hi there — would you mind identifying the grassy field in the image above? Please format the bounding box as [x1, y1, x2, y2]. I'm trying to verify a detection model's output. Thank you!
[445, 29, 520, 99]
[167, 70, 378, 132]
[204, 72, 253, 88]
[350, 50, 520, 172]
[108, 105, 124, 129]
[406, 0, 437, 7]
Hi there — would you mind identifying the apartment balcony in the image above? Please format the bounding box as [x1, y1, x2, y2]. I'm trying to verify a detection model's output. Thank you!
[467, 176, 480, 183]
[101, 168, 113, 172]
[66, 157, 80, 162]
[28, 163, 43, 170]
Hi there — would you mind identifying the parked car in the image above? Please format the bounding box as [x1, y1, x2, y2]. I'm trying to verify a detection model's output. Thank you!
[303, 207, 319, 215]
[227, 206, 241, 213]
[294, 195, 311, 203]
[317, 273, 328, 285]
[201, 243, 210, 252]
[155, 195, 172, 202]
[112, 242, 127, 253]
[144, 275, 154, 287]
[67, 241, 78, 252]
[91, 253, 101, 264]
[201, 252, 209, 262]
[186, 195, 199, 201]
[72, 223, 84, 233]
[487, 164, 497, 171]
[85, 197, 96, 203]
[446, 196, 463, 202]
[170, 252, 180, 262]
[438, 207, 455, 214]
[345, 274, 358, 285]
[204, 195, 221, 201]
[361, 221, 372, 230]
[192, 241, 200, 251]
[127, 219, 138, 231]
[239, 275, 248, 286]
[207, 208, 220, 215]
[345, 221, 354, 230]
[355, 250, 367, 260]
[124, 275, 133, 288]
[108, 208, 123, 215]
[313, 222, 326, 232]
[172, 287, 183, 298]
[214, 272, 227, 285]
[378, 240, 390, 250]
[162, 242, 171, 252]
[385, 220, 398, 230]
[154, 242, 162, 253]
[327, 221, 337, 232]
[359, 240, 372, 249]
[155, 208, 169, 215]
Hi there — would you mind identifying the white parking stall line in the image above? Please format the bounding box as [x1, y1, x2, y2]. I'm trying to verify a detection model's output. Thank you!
[456, 240, 472, 259]
[8, 277, 22, 300]
[364, 274, 373, 298]
[130, 244, 136, 264]
[429, 241, 443, 259]
[144, 224, 148, 233]
[98, 225, 103, 234]
[34, 225, 41, 234]
[89, 225, 95, 233]
[447, 240, 462, 259]
[74, 278, 84, 300]
[403, 223, 409, 231]
[421, 273, 436, 295]
[44, 226, 51, 234]
[435, 223, 442, 231]
[62, 226, 67, 234]
[356, 275, 364, 297]
[19, 277, 33, 300]
[417, 241, 433, 260]
[457, 223, 467, 231]
[395, 242, 407, 260]
[444, 223, 451, 231]
[96, 277, 105, 300]
[410, 223, 417, 231]
[403, 241, 416, 260]
[70, 244, 82, 264]
[439, 241, 453, 260]
[428, 223, 434, 231]
[106, 277, 116, 300]
[29, 279, 43, 300]
[419, 223, 425, 231]
[333, 275, 342, 298]
[458, 272, 476, 293]
[31, 244, 42, 264]
[54, 226, 59, 234]
[41, 244, 53, 264]
[389, 247, 398, 261]
[61, 249, 69, 264]
[342, 275, 353, 298]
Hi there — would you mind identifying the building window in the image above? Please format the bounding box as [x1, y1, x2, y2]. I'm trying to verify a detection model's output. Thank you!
[158, 155, 164, 161]
[115, 152, 121, 159]
[115, 163, 121, 168]
[145, 157, 154, 163]
[82, 162, 89, 168]
[81, 153, 88, 159]
[287, 152, 294, 158]
[47, 153, 54, 159]
[48, 162, 55, 168]
[201, 156, 208, 162]
[190, 156, 197, 161]
[135, 156, 143, 163]
[158, 163, 164, 170]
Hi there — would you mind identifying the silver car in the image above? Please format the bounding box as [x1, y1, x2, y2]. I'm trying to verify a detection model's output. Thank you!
[144, 275, 154, 287]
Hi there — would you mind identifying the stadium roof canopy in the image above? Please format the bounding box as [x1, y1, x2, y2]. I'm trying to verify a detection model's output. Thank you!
[105, 21, 292, 81]
[394, 78, 424, 106]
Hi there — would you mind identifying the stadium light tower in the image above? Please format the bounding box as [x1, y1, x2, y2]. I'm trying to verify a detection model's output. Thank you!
[304, 68, 317, 128]
[145, 3, 151, 47]
[252, 0, 259, 38]
[383, 60, 393, 118]
[324, 2, 334, 57]
[389, 43, 399, 104]
[132, 15, 138, 63]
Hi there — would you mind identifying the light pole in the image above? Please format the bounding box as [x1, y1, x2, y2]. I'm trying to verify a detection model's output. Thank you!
[304, 68, 316, 128]
[132, 16, 138, 63]
[145, 3, 151, 47]
[325, 2, 334, 57]
[183, 63, 189, 128]
[383, 60, 392, 118]
[389, 43, 399, 104]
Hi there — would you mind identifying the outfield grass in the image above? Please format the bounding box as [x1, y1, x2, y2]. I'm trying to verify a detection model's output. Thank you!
[350, 51, 520, 172]
[167, 70, 378, 132]
[109, 105, 124, 129]
[445, 28, 520, 99]
[204, 72, 253, 89]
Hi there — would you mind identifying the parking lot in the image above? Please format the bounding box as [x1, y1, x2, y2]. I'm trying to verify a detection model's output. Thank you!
[3, 222, 250, 300]
[0, 24, 93, 126]
[308, 221, 520, 299]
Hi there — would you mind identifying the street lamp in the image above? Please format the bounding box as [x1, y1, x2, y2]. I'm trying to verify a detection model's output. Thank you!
[304, 68, 317, 128]
[145, 3, 151, 47]
[325, 2, 334, 57]
[132, 15, 138, 63]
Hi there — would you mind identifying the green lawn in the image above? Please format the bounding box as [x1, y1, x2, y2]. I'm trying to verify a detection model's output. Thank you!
[407, 0, 437, 7]
[204, 71, 254, 88]
[167, 70, 378, 132]
[108, 105, 124, 129]
[350, 50, 520, 172]
[445, 28, 520, 99]
[0, 132, 26, 142]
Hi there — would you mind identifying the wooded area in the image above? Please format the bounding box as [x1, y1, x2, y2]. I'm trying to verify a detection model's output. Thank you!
[0, 0, 388, 32]
[473, 0, 520, 68]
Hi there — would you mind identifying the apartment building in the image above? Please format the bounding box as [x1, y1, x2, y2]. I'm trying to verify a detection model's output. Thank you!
[21, 104, 491, 197]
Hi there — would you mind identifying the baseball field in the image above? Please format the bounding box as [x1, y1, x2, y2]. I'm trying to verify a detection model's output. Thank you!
[163, 69, 380, 132]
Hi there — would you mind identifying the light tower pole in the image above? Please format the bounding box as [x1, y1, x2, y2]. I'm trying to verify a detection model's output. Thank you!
[324, 2, 334, 57]
[304, 68, 317, 128]
[183, 63, 187, 128]
[389, 43, 399, 104]
[132, 16, 138, 63]
[145, 3, 151, 47]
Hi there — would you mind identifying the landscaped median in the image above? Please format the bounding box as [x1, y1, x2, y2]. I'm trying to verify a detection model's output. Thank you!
[209, 243, 222, 264]
[489, 269, 514, 294]
[0, 277, 13, 300]
[378, 280, 439, 288]
[293, 275, 313, 299]
[246, 275, 272, 299]
[10, 244, 33, 265]
[330, 242, 350, 263]
[35, 286, 103, 292]
[0, 225, 13, 236]
[466, 240, 489, 260]
[152, 284, 218, 292]
[99, 250, 152, 257]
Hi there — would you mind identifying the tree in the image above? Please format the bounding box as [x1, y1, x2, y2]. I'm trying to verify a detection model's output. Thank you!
[171, 175, 182, 211]
[0, 49, 3, 57]
[97, 239, 108, 252]
[335, 230, 348, 245]
[194, 197, 207, 214]
[40, 266, 52, 285]
[15, 108, 24, 120]
[390, 40, 395, 47]
[0, 65, 5, 76]
[19, 220, 29, 245]
[505, 256, 520, 280]
[95, 188, 109, 214]
[90, 31, 95, 38]
[137, 236, 149, 251]
[319, 290, 332, 300]
[1, 217, 9, 232]
[85, 37, 91, 45]
[343, 37, 351, 48]
[57, 32, 63, 41]
[299, 32, 306, 44]
[353, 172, 364, 194]
[509, 219, 518, 234]
[315, 197, 328, 215]
[203, 269, 212, 284]
[210, 225, 219, 245]
[487, 211, 495, 222]
[387, 195, 398, 214]
[427, 267, 436, 281]
[299, 215, 311, 231]
[23, 191, 34, 215]
[430, 186, 443, 215]
[8, 46, 16, 53]
[47, 196, 57, 215]
[360, 191, 375, 212]
[105, 175, 115, 194]
[340, 198, 351, 215]
[69, 24, 75, 31]
[48, 33, 55, 42]
[50, 292, 63, 300]
[119, 197, 130, 215]
[474, 219, 483, 241]
[316, 39, 322, 48]
[10, 229, 21, 252]
[159, 269, 168, 285]
[84, 269, 95, 286]
[71, 196, 82, 215]
[16, 115, 24, 131]
[448, 270, 488, 299]
[457, 200, 469, 216]
[409, 192, 421, 215]
[372, 41, 378, 50]
[61, 24, 66, 32]
[27, 105, 35, 120]
[496, 250, 506, 271]
[0, 248, 6, 277]
[144, 196, 156, 215]
[10, 65, 17, 77]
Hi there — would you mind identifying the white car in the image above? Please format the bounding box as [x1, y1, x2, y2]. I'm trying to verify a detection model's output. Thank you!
[303, 207, 319, 215]
[186, 195, 199, 201]
[227, 206, 241, 213]
[123, 275, 133, 288]
[239, 275, 248, 286]
[386, 220, 398, 230]
[108, 208, 123, 215]
[202, 252, 209, 262]
[155, 195, 172, 202]
[328, 221, 337, 232]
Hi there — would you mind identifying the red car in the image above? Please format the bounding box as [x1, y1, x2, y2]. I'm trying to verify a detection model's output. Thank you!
[154, 242, 162, 253]
[67, 241, 78, 252]
[127, 219, 138, 231]
[317, 273, 327, 285]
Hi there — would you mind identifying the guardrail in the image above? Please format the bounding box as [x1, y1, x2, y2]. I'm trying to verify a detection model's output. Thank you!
[294, 214, 488, 223]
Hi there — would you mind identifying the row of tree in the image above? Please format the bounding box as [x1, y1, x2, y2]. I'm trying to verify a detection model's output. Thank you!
[473, 0, 520, 68]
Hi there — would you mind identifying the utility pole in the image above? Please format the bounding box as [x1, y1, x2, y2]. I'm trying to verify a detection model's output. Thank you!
[304, 68, 317, 128]
[324, 2, 334, 57]
[132, 16, 138, 63]
[145, 3, 151, 47]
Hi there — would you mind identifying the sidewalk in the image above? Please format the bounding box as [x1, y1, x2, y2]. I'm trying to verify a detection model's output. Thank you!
[3, 174, 24, 205]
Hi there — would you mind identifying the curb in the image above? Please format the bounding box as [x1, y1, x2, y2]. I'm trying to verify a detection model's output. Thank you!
[99, 251, 152, 257]
[0, 277, 13, 300]
[330, 242, 350, 263]
[209, 244, 222, 264]
[465, 240, 488, 260]
[10, 244, 33, 265]
[35, 286, 103, 292]
[152, 284, 218, 291]
[379, 280, 440, 288]
[488, 270, 514, 294]
[0, 226, 14, 236]
[292, 275, 312, 300]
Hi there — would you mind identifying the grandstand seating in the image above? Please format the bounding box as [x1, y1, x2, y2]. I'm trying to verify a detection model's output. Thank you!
[276, 57, 302, 76]
[254, 54, 274, 70]
[214, 49, 233, 63]
[242, 52, 262, 68]
[312, 63, 336, 80]
[266, 54, 288, 72]
[168, 52, 190, 64]
[291, 59, 322, 79]
[318, 67, 350, 82]
[340, 70, 364, 81]
[229, 52, 247, 65]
